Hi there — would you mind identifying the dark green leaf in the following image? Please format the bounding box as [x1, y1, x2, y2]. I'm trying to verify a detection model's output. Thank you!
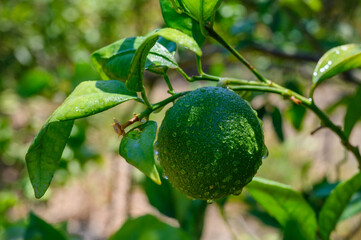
[127, 28, 202, 91]
[312, 44, 361, 88]
[143, 171, 207, 239]
[286, 104, 306, 131]
[344, 84, 361, 138]
[26, 120, 74, 199]
[24, 212, 67, 240]
[159, 0, 206, 46]
[91, 37, 178, 81]
[247, 177, 317, 240]
[143, 168, 177, 218]
[52, 80, 141, 121]
[318, 172, 361, 240]
[109, 214, 193, 240]
[271, 107, 284, 142]
[120, 121, 161, 185]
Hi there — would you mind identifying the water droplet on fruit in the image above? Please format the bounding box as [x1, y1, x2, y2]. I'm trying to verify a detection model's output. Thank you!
[207, 199, 213, 204]
[262, 145, 269, 159]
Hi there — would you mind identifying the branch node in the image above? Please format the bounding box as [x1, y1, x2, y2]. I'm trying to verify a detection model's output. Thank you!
[311, 125, 324, 135]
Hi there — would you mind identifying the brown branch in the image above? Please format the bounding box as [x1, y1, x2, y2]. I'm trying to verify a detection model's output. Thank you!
[113, 114, 140, 137]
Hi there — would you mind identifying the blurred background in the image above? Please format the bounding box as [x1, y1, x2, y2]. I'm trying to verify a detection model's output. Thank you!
[1, 0, 361, 239]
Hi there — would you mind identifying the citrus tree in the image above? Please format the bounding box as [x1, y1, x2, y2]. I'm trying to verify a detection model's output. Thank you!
[24, 0, 361, 239]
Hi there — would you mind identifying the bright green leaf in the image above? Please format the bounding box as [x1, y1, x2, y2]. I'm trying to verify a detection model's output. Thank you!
[247, 177, 317, 240]
[344, 84, 361, 138]
[159, 0, 206, 46]
[26, 80, 140, 198]
[318, 172, 361, 240]
[127, 28, 202, 92]
[180, 0, 223, 21]
[312, 44, 361, 88]
[26, 120, 74, 199]
[109, 214, 193, 240]
[25, 212, 67, 240]
[52, 80, 141, 121]
[340, 191, 361, 221]
[120, 121, 161, 185]
[91, 37, 178, 81]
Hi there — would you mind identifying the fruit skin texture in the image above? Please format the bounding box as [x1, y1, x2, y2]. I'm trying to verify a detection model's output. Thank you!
[158, 87, 265, 200]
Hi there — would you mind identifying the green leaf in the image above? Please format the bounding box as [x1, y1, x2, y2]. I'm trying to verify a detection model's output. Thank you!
[340, 191, 361, 221]
[120, 121, 161, 185]
[91, 37, 178, 81]
[344, 84, 361, 138]
[159, 0, 206, 47]
[271, 107, 284, 142]
[143, 168, 177, 219]
[286, 104, 306, 131]
[143, 171, 207, 239]
[26, 80, 140, 198]
[180, 0, 223, 21]
[127, 28, 202, 91]
[26, 120, 74, 199]
[52, 80, 141, 121]
[318, 172, 361, 240]
[247, 177, 317, 240]
[109, 214, 193, 240]
[24, 212, 67, 240]
[312, 44, 361, 88]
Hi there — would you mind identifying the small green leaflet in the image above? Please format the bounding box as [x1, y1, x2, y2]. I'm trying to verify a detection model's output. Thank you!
[109, 214, 193, 240]
[127, 28, 202, 92]
[247, 177, 317, 240]
[318, 172, 361, 240]
[159, 0, 206, 47]
[344, 84, 361, 138]
[91, 37, 178, 81]
[119, 121, 161, 185]
[26, 80, 140, 198]
[312, 44, 361, 88]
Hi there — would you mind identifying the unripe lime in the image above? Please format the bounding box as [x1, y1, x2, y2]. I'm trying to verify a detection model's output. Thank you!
[157, 87, 265, 200]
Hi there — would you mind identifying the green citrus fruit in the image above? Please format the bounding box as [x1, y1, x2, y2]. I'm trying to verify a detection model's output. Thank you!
[157, 87, 265, 200]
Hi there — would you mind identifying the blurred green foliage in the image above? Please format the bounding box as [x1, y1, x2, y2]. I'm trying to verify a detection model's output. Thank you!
[1, 0, 361, 239]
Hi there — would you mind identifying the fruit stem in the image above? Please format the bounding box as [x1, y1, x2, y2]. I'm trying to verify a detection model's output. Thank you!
[176, 68, 192, 82]
[205, 25, 268, 84]
[138, 91, 189, 120]
[163, 74, 176, 95]
[115, 91, 189, 136]
[141, 89, 152, 109]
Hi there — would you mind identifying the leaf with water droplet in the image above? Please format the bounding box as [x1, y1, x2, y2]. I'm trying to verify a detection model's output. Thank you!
[51, 80, 141, 121]
[312, 44, 361, 89]
[127, 28, 202, 92]
[120, 121, 161, 185]
[91, 36, 178, 81]
[26, 80, 141, 199]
